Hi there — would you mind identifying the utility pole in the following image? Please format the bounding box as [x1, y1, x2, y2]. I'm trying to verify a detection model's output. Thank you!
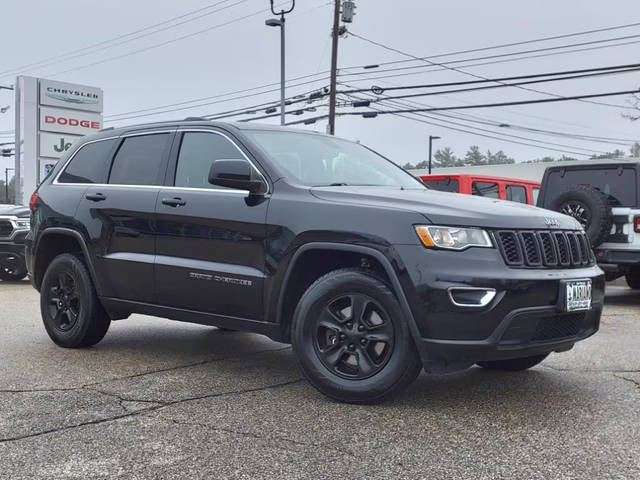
[428, 135, 440, 174]
[5, 168, 14, 204]
[327, 1, 341, 135]
[327, 1, 355, 135]
[266, 1, 295, 126]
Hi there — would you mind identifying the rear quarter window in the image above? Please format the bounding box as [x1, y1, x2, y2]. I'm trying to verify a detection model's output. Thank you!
[58, 139, 117, 184]
[423, 178, 459, 192]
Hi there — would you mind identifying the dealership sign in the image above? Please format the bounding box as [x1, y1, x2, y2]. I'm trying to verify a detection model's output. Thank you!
[39, 79, 103, 113]
[14, 76, 104, 204]
[40, 106, 102, 136]
[39, 132, 82, 159]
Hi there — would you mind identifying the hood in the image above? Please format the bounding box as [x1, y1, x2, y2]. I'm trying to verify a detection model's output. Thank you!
[310, 186, 582, 230]
[0, 204, 30, 217]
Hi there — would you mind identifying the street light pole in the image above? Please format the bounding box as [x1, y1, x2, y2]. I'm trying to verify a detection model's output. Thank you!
[428, 135, 441, 174]
[266, 1, 295, 126]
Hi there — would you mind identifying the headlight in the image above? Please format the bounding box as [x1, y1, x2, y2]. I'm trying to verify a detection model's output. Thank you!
[11, 218, 30, 230]
[415, 225, 493, 250]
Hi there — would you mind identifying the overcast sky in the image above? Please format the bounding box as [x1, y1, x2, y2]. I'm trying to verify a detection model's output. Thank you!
[1, 0, 640, 175]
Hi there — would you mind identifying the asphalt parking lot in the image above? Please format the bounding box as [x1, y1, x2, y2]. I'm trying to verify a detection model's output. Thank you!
[0, 280, 638, 480]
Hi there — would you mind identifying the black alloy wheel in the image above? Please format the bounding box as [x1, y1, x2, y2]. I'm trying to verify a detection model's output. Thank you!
[292, 268, 422, 404]
[560, 200, 591, 228]
[40, 253, 111, 348]
[46, 271, 81, 332]
[0, 256, 27, 281]
[315, 293, 395, 380]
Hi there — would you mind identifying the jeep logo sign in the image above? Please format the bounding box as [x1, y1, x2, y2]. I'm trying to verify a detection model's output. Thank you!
[544, 217, 561, 228]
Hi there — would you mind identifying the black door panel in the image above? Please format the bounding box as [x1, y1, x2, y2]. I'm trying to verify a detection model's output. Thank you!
[155, 189, 268, 319]
[76, 186, 159, 302]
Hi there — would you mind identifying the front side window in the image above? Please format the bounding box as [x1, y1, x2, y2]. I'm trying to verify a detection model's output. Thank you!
[472, 181, 499, 198]
[506, 185, 527, 204]
[109, 133, 171, 186]
[58, 139, 117, 184]
[174, 132, 247, 189]
[532, 187, 540, 206]
[247, 130, 425, 189]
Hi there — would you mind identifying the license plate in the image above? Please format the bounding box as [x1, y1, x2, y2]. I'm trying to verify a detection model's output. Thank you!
[562, 279, 592, 312]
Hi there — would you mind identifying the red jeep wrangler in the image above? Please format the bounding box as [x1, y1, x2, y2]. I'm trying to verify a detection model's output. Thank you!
[420, 174, 541, 206]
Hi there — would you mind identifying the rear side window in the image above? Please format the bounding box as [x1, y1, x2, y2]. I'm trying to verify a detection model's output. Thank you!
[174, 132, 245, 189]
[58, 139, 116, 184]
[472, 181, 499, 198]
[506, 185, 527, 204]
[109, 133, 171, 186]
[423, 178, 459, 193]
[544, 168, 637, 207]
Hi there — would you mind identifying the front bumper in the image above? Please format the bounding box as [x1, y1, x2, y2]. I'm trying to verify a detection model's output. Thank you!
[393, 245, 605, 373]
[0, 236, 28, 272]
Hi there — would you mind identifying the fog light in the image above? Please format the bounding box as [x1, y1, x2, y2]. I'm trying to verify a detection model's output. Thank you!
[448, 287, 496, 307]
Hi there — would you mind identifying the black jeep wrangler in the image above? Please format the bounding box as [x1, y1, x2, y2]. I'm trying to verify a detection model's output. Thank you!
[25, 120, 604, 403]
[0, 203, 30, 281]
[538, 161, 640, 288]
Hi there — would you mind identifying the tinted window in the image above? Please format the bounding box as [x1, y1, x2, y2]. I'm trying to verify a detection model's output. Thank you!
[109, 134, 171, 186]
[532, 187, 540, 206]
[175, 132, 245, 189]
[506, 185, 527, 204]
[58, 139, 116, 184]
[472, 181, 499, 198]
[423, 178, 459, 193]
[544, 167, 637, 207]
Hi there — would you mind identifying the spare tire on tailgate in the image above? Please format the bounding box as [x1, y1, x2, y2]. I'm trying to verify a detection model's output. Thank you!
[548, 185, 612, 247]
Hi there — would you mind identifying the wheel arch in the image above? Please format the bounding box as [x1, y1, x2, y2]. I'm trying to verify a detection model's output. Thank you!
[275, 242, 424, 358]
[33, 228, 102, 295]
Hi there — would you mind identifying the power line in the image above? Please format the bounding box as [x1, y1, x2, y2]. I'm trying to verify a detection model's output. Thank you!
[340, 87, 609, 155]
[42, 0, 318, 79]
[349, 31, 637, 109]
[284, 88, 640, 125]
[350, 68, 640, 105]
[0, 0, 244, 79]
[343, 20, 640, 70]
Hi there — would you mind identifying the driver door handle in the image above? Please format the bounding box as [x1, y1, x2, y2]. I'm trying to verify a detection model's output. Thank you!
[161, 197, 187, 207]
[85, 193, 106, 202]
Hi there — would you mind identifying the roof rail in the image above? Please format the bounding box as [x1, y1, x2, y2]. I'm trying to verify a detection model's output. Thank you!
[183, 116, 209, 121]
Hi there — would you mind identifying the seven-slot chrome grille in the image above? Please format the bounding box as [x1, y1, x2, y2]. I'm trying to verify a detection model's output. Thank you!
[494, 230, 594, 268]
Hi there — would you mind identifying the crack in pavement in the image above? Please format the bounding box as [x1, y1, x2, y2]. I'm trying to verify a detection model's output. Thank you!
[614, 374, 640, 391]
[547, 367, 640, 373]
[0, 346, 293, 395]
[0, 378, 305, 444]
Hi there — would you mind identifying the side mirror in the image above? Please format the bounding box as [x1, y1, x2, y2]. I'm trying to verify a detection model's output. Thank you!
[208, 159, 265, 194]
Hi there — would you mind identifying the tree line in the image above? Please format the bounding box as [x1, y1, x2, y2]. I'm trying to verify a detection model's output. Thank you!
[403, 142, 640, 170]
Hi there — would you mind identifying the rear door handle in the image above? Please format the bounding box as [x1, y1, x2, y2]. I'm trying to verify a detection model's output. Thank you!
[161, 197, 186, 207]
[85, 193, 106, 202]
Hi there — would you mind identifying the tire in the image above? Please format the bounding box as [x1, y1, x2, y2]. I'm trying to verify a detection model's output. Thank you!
[548, 185, 611, 247]
[477, 353, 549, 371]
[625, 269, 640, 289]
[40, 253, 111, 348]
[0, 263, 27, 281]
[291, 268, 422, 404]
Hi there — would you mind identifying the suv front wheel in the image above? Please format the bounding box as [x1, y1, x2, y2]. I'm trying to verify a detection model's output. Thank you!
[292, 268, 422, 404]
[40, 253, 111, 348]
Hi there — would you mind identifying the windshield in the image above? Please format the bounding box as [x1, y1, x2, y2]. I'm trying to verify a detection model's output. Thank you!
[247, 130, 425, 189]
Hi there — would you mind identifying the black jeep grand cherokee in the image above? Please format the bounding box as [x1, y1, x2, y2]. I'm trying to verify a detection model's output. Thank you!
[26, 120, 604, 403]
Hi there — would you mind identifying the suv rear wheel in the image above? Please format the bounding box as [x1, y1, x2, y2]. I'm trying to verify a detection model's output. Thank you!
[40, 253, 111, 348]
[292, 268, 422, 404]
[477, 353, 549, 371]
[625, 269, 640, 289]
